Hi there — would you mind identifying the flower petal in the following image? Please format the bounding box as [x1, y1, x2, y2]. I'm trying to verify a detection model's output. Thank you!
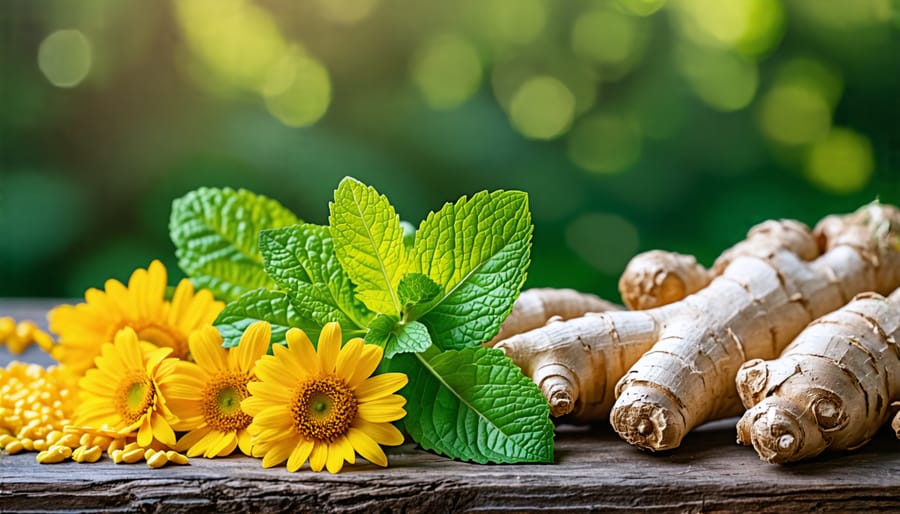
[261, 440, 294, 468]
[175, 427, 211, 453]
[204, 431, 238, 458]
[335, 338, 364, 381]
[317, 322, 342, 374]
[233, 321, 271, 374]
[347, 428, 388, 467]
[252, 405, 292, 429]
[357, 395, 407, 423]
[346, 344, 384, 388]
[188, 327, 228, 373]
[354, 373, 409, 403]
[151, 412, 177, 447]
[351, 419, 405, 446]
[285, 329, 319, 376]
[325, 443, 346, 474]
[309, 441, 327, 472]
[286, 439, 314, 472]
[237, 429, 253, 456]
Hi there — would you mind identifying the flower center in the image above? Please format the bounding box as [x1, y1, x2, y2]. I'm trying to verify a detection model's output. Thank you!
[291, 375, 358, 443]
[111, 321, 189, 360]
[114, 373, 154, 424]
[202, 372, 253, 432]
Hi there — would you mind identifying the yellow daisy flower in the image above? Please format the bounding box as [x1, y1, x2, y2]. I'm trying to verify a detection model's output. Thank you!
[242, 322, 408, 473]
[161, 322, 270, 458]
[74, 327, 179, 448]
[49, 260, 224, 376]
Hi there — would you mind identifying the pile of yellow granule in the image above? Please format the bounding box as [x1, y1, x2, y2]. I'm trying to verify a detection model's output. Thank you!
[0, 317, 55, 355]
[0, 361, 188, 468]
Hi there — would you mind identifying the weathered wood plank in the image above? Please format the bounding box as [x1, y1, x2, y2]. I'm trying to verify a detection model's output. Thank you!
[2, 300, 899, 512]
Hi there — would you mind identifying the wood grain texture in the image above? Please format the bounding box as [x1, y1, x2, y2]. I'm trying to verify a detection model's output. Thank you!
[2, 300, 899, 513]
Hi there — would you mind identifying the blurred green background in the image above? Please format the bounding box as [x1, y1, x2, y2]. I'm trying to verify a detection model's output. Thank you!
[0, 0, 897, 302]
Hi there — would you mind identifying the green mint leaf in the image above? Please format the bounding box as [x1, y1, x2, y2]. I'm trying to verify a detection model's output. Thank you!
[170, 187, 299, 301]
[215, 288, 319, 349]
[393, 346, 554, 464]
[410, 190, 532, 349]
[366, 315, 432, 358]
[397, 273, 442, 311]
[329, 177, 406, 316]
[259, 224, 372, 331]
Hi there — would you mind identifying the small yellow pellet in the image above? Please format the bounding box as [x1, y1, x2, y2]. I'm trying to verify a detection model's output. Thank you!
[46, 430, 63, 444]
[92, 435, 112, 449]
[5, 439, 24, 454]
[57, 433, 80, 448]
[0, 317, 15, 338]
[33, 439, 48, 451]
[79, 433, 93, 447]
[124, 442, 140, 452]
[0, 434, 13, 446]
[108, 438, 126, 453]
[110, 449, 125, 464]
[165, 450, 189, 465]
[74, 445, 102, 463]
[48, 444, 72, 459]
[21, 437, 34, 451]
[146, 451, 169, 469]
[143, 448, 156, 460]
[121, 447, 145, 464]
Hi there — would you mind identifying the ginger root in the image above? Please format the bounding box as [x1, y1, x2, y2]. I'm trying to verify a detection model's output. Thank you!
[619, 219, 818, 310]
[735, 288, 900, 463]
[487, 288, 620, 347]
[496, 204, 900, 451]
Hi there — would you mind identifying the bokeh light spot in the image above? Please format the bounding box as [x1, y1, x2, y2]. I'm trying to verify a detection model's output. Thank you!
[805, 128, 874, 193]
[775, 57, 843, 108]
[314, 0, 379, 24]
[572, 10, 640, 66]
[565, 213, 640, 275]
[567, 115, 642, 174]
[508, 76, 575, 140]
[411, 34, 483, 110]
[677, 45, 758, 111]
[263, 51, 332, 127]
[758, 84, 830, 146]
[673, 0, 785, 58]
[38, 30, 92, 88]
[175, 0, 287, 92]
[616, 0, 667, 16]
[471, 0, 546, 47]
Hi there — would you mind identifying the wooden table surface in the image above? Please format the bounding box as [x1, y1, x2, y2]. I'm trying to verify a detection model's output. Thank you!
[2, 299, 899, 513]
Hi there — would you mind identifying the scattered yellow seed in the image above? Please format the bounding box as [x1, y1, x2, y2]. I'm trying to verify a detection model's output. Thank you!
[143, 448, 156, 460]
[57, 433, 80, 448]
[108, 438, 126, 453]
[0, 434, 13, 446]
[166, 450, 189, 465]
[146, 451, 169, 469]
[48, 444, 73, 459]
[5, 440, 24, 454]
[110, 449, 125, 464]
[21, 437, 34, 451]
[84, 445, 103, 463]
[121, 447, 145, 464]
[33, 439, 48, 451]
[79, 433, 93, 447]
[124, 442, 140, 452]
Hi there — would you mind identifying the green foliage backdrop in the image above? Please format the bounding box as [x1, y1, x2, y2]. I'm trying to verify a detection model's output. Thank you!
[1, 0, 897, 301]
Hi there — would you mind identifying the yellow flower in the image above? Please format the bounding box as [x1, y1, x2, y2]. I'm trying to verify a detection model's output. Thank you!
[74, 327, 179, 448]
[242, 322, 408, 473]
[49, 260, 224, 376]
[161, 322, 270, 458]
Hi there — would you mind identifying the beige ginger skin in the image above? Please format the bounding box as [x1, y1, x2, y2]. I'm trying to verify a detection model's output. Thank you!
[487, 288, 620, 347]
[619, 219, 819, 310]
[735, 288, 900, 463]
[496, 204, 900, 450]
